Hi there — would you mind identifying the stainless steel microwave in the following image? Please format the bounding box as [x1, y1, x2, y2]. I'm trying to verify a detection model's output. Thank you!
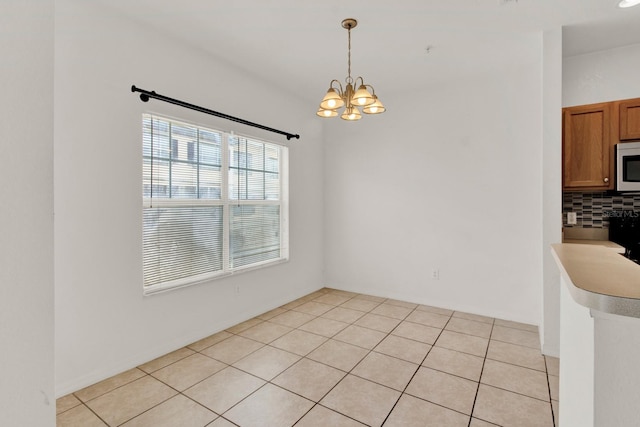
[616, 142, 640, 192]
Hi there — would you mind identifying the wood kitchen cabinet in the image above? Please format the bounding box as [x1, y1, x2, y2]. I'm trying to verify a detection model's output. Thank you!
[619, 98, 640, 140]
[563, 102, 614, 191]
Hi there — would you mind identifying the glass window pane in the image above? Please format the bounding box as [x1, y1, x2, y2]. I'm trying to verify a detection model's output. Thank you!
[199, 165, 221, 199]
[143, 159, 170, 198]
[200, 129, 222, 166]
[200, 129, 221, 144]
[143, 117, 170, 159]
[229, 168, 246, 200]
[247, 141, 263, 170]
[246, 170, 265, 200]
[171, 139, 179, 159]
[170, 160, 197, 198]
[228, 136, 281, 201]
[170, 124, 196, 163]
[229, 137, 243, 168]
[265, 145, 279, 173]
[171, 124, 197, 140]
[200, 142, 221, 166]
[143, 206, 223, 287]
[230, 205, 280, 268]
[265, 172, 280, 200]
[187, 141, 195, 162]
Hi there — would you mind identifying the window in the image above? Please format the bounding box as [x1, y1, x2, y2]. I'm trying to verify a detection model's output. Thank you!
[171, 138, 179, 159]
[187, 141, 195, 162]
[142, 114, 288, 294]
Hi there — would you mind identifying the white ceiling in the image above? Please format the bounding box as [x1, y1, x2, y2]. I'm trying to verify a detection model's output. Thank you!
[563, 10, 640, 57]
[96, 0, 640, 103]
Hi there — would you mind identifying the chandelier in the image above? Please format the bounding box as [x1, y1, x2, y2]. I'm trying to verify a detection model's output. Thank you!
[316, 18, 385, 121]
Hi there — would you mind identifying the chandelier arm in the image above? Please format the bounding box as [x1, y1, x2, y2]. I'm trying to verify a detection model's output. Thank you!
[364, 84, 376, 95]
[330, 79, 344, 95]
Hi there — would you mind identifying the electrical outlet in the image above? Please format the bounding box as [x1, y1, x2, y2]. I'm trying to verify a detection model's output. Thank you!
[431, 269, 440, 280]
[567, 212, 577, 225]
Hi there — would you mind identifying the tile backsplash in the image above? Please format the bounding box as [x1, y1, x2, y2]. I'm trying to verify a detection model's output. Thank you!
[563, 192, 640, 228]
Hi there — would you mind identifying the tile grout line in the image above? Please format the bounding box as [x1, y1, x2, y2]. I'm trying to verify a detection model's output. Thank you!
[55, 399, 83, 417]
[275, 302, 377, 427]
[76, 367, 192, 426]
[217, 292, 372, 425]
[144, 346, 268, 425]
[294, 403, 366, 426]
[380, 308, 513, 424]
[119, 370, 220, 426]
[482, 356, 552, 376]
[80, 402, 111, 427]
[69, 368, 151, 411]
[474, 383, 556, 404]
[185, 292, 367, 426]
[302, 298, 403, 420]
[466, 317, 495, 427]
[544, 356, 557, 427]
[136, 331, 293, 425]
[281, 297, 417, 426]
[205, 416, 240, 426]
[379, 306, 454, 426]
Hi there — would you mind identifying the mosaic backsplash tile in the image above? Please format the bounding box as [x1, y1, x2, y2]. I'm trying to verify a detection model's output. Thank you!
[563, 192, 640, 228]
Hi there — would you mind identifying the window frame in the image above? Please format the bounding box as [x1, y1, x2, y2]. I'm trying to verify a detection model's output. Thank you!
[142, 114, 289, 295]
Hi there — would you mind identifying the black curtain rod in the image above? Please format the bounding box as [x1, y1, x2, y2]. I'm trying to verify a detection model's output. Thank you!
[131, 85, 300, 141]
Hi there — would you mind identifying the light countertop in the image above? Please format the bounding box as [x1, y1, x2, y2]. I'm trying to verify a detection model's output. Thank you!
[552, 241, 640, 318]
[562, 239, 625, 252]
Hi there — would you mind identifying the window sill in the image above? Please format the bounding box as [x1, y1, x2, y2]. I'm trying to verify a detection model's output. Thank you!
[142, 256, 289, 296]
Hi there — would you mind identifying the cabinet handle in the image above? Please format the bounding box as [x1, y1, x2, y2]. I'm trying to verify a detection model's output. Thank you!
[604, 177, 609, 183]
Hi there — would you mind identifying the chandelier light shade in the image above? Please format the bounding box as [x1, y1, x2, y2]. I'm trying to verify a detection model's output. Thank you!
[341, 106, 362, 121]
[316, 18, 385, 121]
[363, 95, 386, 114]
[317, 107, 338, 118]
[319, 88, 345, 110]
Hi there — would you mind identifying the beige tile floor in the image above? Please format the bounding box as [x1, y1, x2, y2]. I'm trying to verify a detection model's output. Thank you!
[56, 288, 560, 427]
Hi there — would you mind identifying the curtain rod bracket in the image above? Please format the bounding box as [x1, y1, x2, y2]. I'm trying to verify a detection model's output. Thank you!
[130, 85, 300, 141]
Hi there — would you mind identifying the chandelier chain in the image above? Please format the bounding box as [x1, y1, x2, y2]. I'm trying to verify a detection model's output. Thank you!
[346, 27, 352, 84]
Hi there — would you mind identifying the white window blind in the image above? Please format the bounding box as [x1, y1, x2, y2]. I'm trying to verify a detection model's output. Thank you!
[142, 114, 288, 294]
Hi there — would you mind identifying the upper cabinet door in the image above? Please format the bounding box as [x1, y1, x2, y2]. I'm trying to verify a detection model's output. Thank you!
[563, 102, 613, 190]
[619, 99, 640, 141]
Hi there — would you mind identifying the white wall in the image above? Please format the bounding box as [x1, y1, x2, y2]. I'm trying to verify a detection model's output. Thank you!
[593, 312, 640, 426]
[563, 42, 640, 107]
[0, 0, 55, 425]
[323, 42, 544, 325]
[541, 29, 563, 357]
[559, 277, 594, 427]
[54, 0, 324, 395]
